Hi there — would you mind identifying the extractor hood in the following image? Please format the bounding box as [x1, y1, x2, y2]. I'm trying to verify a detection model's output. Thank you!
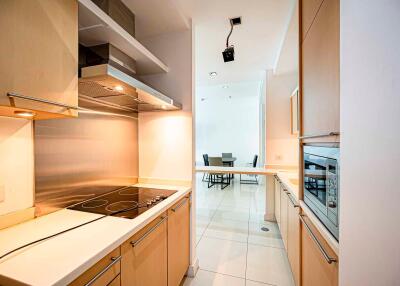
[78, 44, 181, 113]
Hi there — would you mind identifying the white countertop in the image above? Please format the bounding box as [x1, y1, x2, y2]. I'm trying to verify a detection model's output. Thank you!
[0, 184, 191, 286]
[276, 171, 299, 201]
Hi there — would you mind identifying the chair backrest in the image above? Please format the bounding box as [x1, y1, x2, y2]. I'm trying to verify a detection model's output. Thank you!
[222, 153, 233, 158]
[252, 155, 258, 168]
[203, 154, 209, 166]
[208, 157, 223, 166]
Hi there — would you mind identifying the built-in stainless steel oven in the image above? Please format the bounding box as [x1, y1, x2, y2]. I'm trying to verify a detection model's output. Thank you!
[303, 145, 339, 240]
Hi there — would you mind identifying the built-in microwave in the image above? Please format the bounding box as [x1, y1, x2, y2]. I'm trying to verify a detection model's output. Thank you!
[303, 145, 339, 241]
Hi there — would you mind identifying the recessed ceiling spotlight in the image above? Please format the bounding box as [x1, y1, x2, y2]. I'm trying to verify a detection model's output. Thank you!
[209, 72, 217, 77]
[222, 85, 229, 89]
[14, 110, 35, 118]
[161, 105, 167, 110]
[114, 85, 124, 92]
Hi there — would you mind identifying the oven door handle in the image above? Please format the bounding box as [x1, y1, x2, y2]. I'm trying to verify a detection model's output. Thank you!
[299, 214, 337, 264]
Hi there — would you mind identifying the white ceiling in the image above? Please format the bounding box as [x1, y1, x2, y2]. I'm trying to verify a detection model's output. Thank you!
[175, 0, 296, 86]
[122, 0, 295, 86]
[122, 0, 190, 39]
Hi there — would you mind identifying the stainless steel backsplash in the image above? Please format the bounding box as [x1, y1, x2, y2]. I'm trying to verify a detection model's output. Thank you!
[34, 110, 138, 216]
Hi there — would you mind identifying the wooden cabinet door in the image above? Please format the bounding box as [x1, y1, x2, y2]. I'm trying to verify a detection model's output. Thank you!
[121, 215, 168, 286]
[274, 177, 281, 226]
[287, 195, 300, 286]
[168, 197, 190, 286]
[0, 0, 78, 119]
[301, 0, 340, 139]
[280, 186, 289, 249]
[301, 215, 338, 286]
[301, 0, 324, 41]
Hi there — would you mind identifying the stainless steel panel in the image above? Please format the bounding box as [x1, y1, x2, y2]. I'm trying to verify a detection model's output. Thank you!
[34, 110, 138, 216]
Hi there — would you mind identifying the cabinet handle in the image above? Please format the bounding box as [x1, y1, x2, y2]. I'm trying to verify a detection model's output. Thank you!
[171, 198, 188, 212]
[7, 92, 79, 110]
[84, 255, 121, 286]
[130, 216, 167, 247]
[286, 192, 299, 208]
[299, 214, 337, 264]
[299, 132, 340, 140]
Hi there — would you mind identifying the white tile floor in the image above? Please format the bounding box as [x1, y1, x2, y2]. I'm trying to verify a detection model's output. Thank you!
[184, 174, 295, 286]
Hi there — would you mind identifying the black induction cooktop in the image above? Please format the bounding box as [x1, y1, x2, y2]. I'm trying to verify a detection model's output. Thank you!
[68, 186, 177, 219]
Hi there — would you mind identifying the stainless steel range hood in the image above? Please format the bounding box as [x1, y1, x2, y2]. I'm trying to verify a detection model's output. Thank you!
[79, 64, 182, 113]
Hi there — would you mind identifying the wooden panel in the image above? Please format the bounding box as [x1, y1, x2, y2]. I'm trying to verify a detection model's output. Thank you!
[274, 178, 281, 226]
[301, 0, 324, 41]
[280, 186, 288, 249]
[287, 200, 300, 286]
[69, 248, 120, 286]
[290, 89, 300, 135]
[301, 0, 340, 140]
[108, 275, 121, 286]
[301, 216, 338, 286]
[121, 214, 168, 286]
[0, 0, 78, 118]
[168, 197, 190, 286]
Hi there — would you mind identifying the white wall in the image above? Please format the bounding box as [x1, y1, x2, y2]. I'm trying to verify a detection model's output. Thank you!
[265, 70, 298, 166]
[340, 1, 400, 285]
[0, 118, 34, 215]
[195, 82, 260, 166]
[265, 2, 299, 168]
[139, 29, 193, 182]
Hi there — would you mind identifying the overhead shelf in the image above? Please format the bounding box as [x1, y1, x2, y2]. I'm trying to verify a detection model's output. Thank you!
[78, 0, 169, 75]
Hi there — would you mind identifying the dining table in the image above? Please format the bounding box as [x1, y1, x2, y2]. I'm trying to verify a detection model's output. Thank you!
[222, 157, 237, 166]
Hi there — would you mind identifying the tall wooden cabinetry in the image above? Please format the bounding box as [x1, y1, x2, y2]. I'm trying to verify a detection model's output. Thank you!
[301, 0, 340, 139]
[0, 0, 78, 119]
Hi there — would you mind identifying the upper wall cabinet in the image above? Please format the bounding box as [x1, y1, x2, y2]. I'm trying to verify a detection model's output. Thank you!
[291, 88, 300, 135]
[0, 0, 79, 120]
[301, 0, 340, 141]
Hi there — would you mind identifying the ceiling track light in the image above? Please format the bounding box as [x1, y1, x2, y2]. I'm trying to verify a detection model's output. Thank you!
[223, 17, 241, 63]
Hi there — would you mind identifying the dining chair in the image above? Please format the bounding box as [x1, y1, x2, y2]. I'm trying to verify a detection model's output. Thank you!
[207, 157, 230, 189]
[240, 155, 259, 184]
[202, 154, 210, 182]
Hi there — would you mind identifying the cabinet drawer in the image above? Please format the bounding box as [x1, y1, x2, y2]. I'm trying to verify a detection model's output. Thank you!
[300, 214, 338, 286]
[69, 247, 121, 286]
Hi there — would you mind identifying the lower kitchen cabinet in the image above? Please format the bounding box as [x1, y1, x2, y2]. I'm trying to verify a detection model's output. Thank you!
[121, 214, 168, 286]
[168, 196, 190, 286]
[274, 176, 281, 227]
[280, 186, 289, 249]
[69, 193, 191, 286]
[300, 215, 338, 286]
[69, 247, 121, 286]
[287, 194, 300, 286]
[274, 178, 300, 286]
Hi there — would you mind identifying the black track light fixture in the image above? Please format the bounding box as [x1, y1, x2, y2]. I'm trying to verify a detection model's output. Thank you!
[223, 17, 241, 63]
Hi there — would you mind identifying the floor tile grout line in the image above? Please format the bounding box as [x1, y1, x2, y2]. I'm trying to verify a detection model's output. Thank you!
[246, 277, 278, 286]
[196, 181, 230, 245]
[198, 268, 246, 281]
[245, 200, 250, 285]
